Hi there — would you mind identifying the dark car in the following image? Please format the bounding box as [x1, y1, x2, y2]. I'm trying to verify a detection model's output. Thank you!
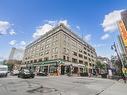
[18, 69, 35, 78]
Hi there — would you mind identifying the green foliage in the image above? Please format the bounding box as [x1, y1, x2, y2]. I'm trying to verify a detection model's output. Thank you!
[96, 61, 105, 70]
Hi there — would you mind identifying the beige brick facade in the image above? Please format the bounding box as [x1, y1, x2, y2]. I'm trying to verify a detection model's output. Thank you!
[23, 24, 97, 73]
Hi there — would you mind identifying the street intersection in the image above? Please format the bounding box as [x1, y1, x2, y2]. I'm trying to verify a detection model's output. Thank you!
[0, 75, 118, 95]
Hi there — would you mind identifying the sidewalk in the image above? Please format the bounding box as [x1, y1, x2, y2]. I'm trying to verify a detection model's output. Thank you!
[100, 79, 127, 95]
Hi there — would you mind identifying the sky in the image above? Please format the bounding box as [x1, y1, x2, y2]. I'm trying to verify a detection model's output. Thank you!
[0, 0, 127, 60]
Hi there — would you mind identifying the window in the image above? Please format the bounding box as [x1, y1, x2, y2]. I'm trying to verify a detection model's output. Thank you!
[67, 57, 69, 61]
[45, 44, 49, 49]
[84, 56, 87, 59]
[39, 59, 42, 62]
[53, 47, 58, 53]
[64, 34, 66, 39]
[55, 47, 58, 53]
[79, 60, 83, 64]
[52, 41, 57, 46]
[44, 57, 49, 61]
[40, 52, 43, 56]
[72, 58, 77, 63]
[79, 49, 82, 53]
[71, 45, 77, 50]
[63, 48, 66, 53]
[84, 51, 87, 55]
[84, 47, 86, 50]
[63, 56, 66, 60]
[46, 38, 51, 43]
[79, 54, 83, 58]
[34, 60, 37, 63]
[45, 50, 49, 55]
[55, 55, 57, 59]
[87, 49, 90, 52]
[88, 53, 90, 56]
[41, 47, 44, 50]
[89, 58, 91, 61]
[85, 62, 88, 66]
[72, 51, 77, 56]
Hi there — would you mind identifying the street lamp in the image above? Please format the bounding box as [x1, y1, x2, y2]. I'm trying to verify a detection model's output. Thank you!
[111, 42, 126, 83]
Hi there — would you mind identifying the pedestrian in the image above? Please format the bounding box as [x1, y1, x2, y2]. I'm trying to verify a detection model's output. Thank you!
[122, 74, 126, 83]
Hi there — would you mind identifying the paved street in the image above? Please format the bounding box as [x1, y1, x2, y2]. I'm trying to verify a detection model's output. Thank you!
[0, 75, 121, 95]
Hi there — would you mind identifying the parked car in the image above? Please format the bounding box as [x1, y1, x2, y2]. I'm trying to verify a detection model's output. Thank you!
[18, 69, 35, 78]
[37, 71, 48, 76]
[0, 65, 8, 77]
[11, 70, 19, 76]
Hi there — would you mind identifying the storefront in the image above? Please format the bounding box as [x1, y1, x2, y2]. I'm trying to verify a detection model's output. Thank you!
[21, 59, 86, 76]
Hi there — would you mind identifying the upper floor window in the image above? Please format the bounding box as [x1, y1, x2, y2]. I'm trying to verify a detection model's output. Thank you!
[72, 51, 77, 56]
[79, 49, 82, 53]
[84, 56, 87, 59]
[44, 57, 49, 61]
[84, 51, 87, 55]
[79, 54, 83, 58]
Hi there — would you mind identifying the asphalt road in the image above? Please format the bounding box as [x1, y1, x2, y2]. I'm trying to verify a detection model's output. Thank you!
[0, 75, 115, 95]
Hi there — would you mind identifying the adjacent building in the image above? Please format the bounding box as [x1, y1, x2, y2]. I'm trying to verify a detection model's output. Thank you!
[22, 24, 97, 75]
[7, 47, 24, 70]
[117, 10, 127, 68]
[121, 10, 127, 29]
[9, 47, 24, 60]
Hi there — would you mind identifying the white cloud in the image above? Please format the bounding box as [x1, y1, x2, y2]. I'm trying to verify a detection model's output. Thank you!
[0, 21, 11, 35]
[84, 34, 91, 42]
[0, 21, 16, 36]
[9, 29, 16, 35]
[9, 40, 17, 46]
[20, 41, 26, 46]
[76, 26, 80, 30]
[102, 9, 125, 32]
[101, 33, 110, 40]
[9, 40, 27, 49]
[33, 24, 54, 38]
[33, 20, 70, 38]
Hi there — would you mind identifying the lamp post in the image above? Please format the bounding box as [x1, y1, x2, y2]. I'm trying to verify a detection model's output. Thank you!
[111, 42, 126, 83]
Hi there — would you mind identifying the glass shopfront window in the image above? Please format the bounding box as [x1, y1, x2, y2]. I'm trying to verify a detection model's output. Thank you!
[49, 65, 57, 73]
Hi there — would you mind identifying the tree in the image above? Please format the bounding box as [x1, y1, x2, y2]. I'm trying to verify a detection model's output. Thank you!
[96, 61, 106, 74]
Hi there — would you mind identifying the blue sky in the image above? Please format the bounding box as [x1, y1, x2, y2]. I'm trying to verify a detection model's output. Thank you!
[0, 0, 127, 60]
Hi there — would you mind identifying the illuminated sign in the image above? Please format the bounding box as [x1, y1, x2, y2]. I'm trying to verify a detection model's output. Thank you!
[118, 20, 127, 47]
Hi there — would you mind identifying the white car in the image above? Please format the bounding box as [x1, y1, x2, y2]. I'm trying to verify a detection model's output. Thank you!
[0, 65, 8, 77]
[11, 70, 19, 76]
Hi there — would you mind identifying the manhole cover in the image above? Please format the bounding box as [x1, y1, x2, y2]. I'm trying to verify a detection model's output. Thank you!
[27, 86, 58, 93]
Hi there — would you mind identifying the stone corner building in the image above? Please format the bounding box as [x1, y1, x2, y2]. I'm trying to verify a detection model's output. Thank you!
[22, 24, 97, 76]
